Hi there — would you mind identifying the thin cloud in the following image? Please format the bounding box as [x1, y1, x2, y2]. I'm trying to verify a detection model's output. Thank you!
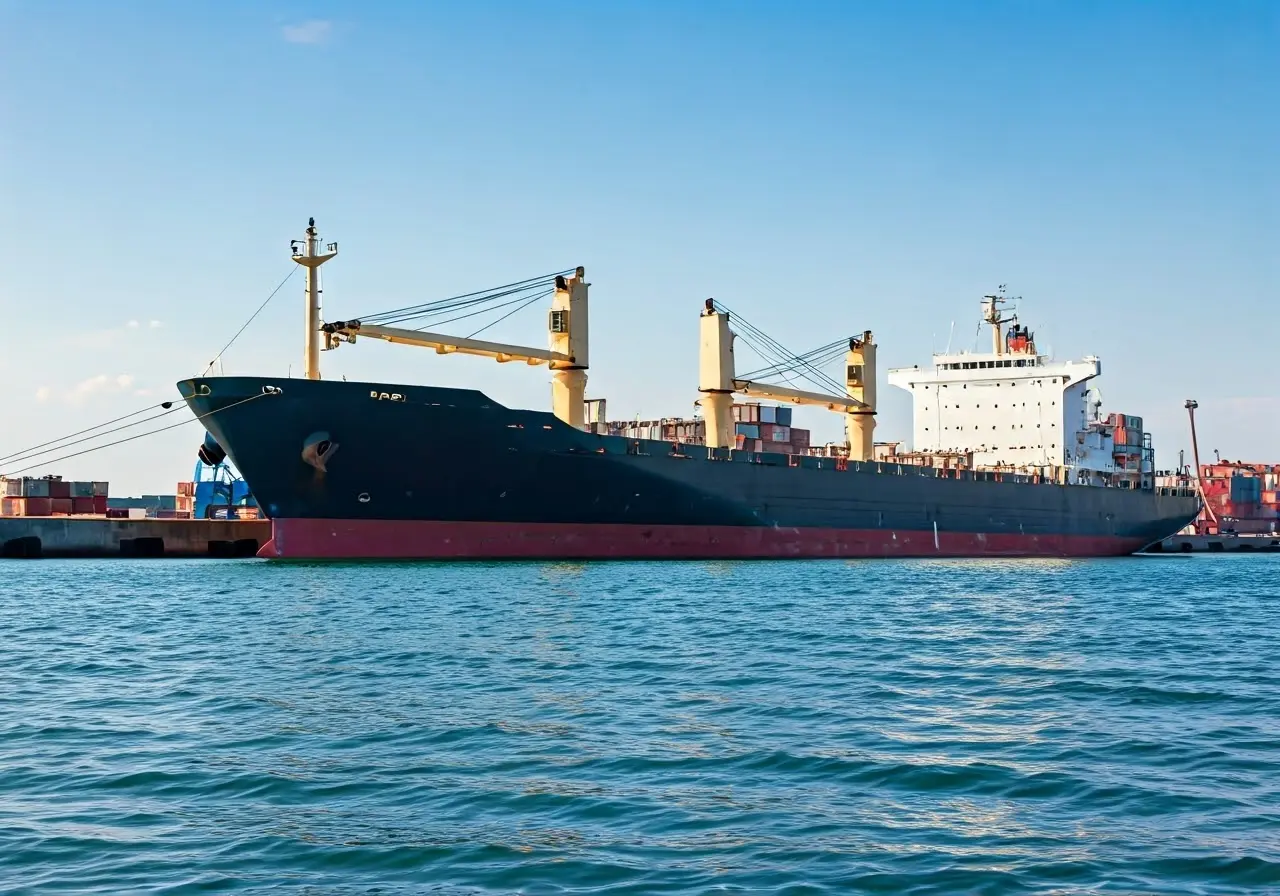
[34, 386, 51, 402]
[149, 320, 163, 329]
[282, 19, 332, 45]
[58, 373, 137, 405]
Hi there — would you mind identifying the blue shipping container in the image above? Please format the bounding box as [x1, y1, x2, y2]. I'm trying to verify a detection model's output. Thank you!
[777, 406, 793, 426]
[1230, 475, 1262, 503]
[736, 423, 760, 439]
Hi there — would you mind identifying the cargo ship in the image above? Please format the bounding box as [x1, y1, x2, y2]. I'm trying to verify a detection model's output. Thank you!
[178, 219, 1199, 560]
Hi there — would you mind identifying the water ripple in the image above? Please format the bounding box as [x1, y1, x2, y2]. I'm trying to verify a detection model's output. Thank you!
[0, 555, 1278, 893]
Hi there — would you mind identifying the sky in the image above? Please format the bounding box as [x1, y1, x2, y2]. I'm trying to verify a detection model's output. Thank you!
[0, 0, 1275, 495]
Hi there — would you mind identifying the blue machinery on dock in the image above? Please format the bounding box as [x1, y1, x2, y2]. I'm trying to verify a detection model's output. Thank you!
[194, 433, 258, 519]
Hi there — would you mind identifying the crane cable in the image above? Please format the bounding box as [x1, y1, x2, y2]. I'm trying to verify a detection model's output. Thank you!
[0, 391, 277, 479]
[359, 269, 575, 327]
[740, 337, 848, 381]
[714, 301, 848, 395]
[200, 267, 300, 377]
[467, 289, 554, 339]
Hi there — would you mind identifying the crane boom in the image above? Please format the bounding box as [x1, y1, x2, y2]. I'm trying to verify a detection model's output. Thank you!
[731, 379, 866, 412]
[324, 320, 571, 366]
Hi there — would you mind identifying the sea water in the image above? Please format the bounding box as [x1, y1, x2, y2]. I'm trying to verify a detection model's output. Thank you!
[1, 556, 1277, 894]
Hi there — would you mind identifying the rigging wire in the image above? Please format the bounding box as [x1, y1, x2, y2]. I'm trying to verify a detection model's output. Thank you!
[358, 269, 575, 326]
[200, 267, 300, 377]
[0, 399, 182, 466]
[0, 391, 275, 479]
[0, 403, 187, 469]
[714, 300, 848, 395]
[405, 291, 546, 332]
[739, 337, 848, 381]
[467, 289, 554, 339]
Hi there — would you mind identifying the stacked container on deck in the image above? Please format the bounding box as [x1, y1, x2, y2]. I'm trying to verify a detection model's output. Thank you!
[732, 403, 810, 454]
[605, 403, 812, 455]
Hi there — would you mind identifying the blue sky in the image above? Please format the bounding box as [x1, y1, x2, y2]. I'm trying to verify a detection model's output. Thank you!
[1, 0, 1275, 494]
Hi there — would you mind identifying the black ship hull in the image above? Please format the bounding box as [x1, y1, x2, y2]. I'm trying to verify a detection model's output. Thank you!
[178, 377, 1201, 560]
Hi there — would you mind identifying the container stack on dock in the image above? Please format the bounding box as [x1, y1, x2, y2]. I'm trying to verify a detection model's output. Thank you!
[1194, 462, 1280, 534]
[1, 476, 108, 517]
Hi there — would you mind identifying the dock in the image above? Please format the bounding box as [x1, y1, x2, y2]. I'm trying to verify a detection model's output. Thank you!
[1145, 533, 1280, 554]
[0, 517, 270, 559]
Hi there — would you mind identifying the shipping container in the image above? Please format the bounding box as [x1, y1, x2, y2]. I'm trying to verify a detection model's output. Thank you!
[735, 423, 760, 439]
[760, 405, 777, 424]
[777, 406, 793, 427]
[47, 479, 71, 499]
[91, 481, 110, 497]
[2, 496, 52, 517]
[128, 508, 147, 520]
[759, 424, 791, 443]
[791, 428, 811, 448]
[738, 403, 761, 424]
[20, 478, 50, 498]
[71, 497, 95, 514]
[70, 481, 95, 498]
[1230, 475, 1262, 503]
[0, 479, 21, 497]
[50, 498, 73, 515]
[92, 496, 107, 515]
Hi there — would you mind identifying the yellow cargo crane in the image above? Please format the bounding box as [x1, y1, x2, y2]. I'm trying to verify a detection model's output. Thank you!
[697, 299, 877, 461]
[322, 267, 591, 429]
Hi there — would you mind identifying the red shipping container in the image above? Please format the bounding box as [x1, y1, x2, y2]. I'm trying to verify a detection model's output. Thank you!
[51, 498, 73, 515]
[791, 428, 811, 449]
[22, 497, 52, 516]
[47, 479, 71, 499]
[106, 507, 129, 519]
[71, 497, 94, 514]
[92, 496, 107, 514]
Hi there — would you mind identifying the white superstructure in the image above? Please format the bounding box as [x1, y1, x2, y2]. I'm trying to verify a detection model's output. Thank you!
[887, 292, 1151, 486]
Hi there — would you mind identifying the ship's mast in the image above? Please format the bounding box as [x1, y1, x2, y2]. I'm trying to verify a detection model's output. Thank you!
[291, 217, 338, 380]
[981, 284, 1017, 355]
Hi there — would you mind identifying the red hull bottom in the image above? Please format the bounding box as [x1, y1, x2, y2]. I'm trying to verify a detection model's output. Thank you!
[259, 518, 1151, 560]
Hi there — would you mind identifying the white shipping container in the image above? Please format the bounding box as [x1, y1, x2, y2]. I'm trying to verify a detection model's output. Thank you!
[127, 508, 147, 520]
[0, 479, 21, 497]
